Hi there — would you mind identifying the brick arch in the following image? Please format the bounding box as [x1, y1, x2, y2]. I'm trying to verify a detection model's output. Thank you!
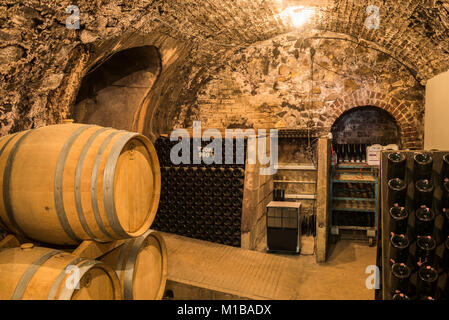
[325, 90, 422, 149]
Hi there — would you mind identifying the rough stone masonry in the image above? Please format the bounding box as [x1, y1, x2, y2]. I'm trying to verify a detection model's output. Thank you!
[0, 0, 448, 148]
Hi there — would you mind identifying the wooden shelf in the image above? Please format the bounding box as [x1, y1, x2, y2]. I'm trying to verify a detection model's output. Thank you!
[332, 207, 376, 213]
[285, 194, 316, 200]
[332, 197, 375, 201]
[275, 164, 317, 171]
[274, 180, 316, 184]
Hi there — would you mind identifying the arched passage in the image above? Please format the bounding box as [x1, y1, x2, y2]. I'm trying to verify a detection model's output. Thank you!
[325, 89, 422, 149]
[72, 45, 161, 132]
[331, 106, 401, 147]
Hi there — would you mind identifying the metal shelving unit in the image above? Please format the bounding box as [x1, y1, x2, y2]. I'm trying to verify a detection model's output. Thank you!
[329, 163, 379, 246]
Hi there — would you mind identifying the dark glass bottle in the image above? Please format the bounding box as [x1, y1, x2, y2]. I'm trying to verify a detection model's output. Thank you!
[415, 207, 435, 237]
[414, 179, 434, 209]
[389, 234, 410, 264]
[417, 265, 438, 299]
[390, 263, 411, 296]
[388, 178, 407, 207]
[388, 152, 406, 180]
[232, 178, 243, 188]
[392, 292, 410, 300]
[343, 144, 349, 163]
[232, 168, 244, 178]
[349, 144, 355, 163]
[221, 177, 232, 188]
[232, 188, 244, 199]
[389, 207, 409, 235]
[361, 144, 367, 163]
[415, 236, 436, 267]
[414, 153, 433, 181]
[337, 144, 343, 163]
[354, 144, 361, 163]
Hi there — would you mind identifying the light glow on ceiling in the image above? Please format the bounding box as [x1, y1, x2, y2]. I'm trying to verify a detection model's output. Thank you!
[280, 6, 316, 27]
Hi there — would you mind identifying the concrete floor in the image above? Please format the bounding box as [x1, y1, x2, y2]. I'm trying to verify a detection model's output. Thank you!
[162, 233, 376, 300]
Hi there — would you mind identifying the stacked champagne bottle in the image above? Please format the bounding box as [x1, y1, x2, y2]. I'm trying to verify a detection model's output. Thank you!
[387, 152, 449, 300]
[152, 137, 246, 247]
[333, 143, 368, 163]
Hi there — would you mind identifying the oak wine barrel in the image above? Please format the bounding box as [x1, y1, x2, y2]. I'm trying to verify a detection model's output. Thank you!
[0, 244, 122, 300]
[100, 230, 167, 300]
[0, 124, 161, 245]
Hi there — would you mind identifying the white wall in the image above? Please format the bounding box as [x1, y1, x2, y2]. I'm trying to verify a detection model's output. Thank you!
[425, 70, 449, 150]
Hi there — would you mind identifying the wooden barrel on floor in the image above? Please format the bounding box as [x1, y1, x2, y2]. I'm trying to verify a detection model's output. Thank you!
[100, 230, 167, 300]
[0, 124, 161, 245]
[0, 244, 123, 300]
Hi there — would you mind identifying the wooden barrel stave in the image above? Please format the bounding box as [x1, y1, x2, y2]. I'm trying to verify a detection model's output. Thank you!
[100, 230, 168, 300]
[0, 245, 123, 300]
[0, 124, 160, 245]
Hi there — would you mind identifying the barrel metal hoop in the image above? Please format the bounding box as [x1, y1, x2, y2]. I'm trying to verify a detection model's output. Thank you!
[11, 250, 61, 300]
[74, 127, 109, 242]
[115, 238, 135, 283]
[0, 133, 19, 229]
[47, 257, 85, 300]
[57, 259, 99, 300]
[91, 131, 122, 240]
[123, 232, 150, 300]
[3, 130, 34, 236]
[54, 126, 93, 243]
[103, 132, 139, 239]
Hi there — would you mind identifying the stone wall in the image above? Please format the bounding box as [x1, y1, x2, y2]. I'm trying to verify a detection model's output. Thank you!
[1, 1, 449, 140]
[173, 31, 425, 149]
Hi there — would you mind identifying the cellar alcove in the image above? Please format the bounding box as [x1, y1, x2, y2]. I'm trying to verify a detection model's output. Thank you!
[331, 106, 401, 147]
[72, 45, 162, 132]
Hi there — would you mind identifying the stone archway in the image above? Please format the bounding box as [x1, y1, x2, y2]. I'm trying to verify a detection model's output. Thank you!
[72, 45, 162, 132]
[324, 90, 422, 149]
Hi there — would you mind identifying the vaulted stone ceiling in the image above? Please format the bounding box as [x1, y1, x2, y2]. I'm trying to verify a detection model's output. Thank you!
[1, 0, 449, 135]
[154, 0, 449, 82]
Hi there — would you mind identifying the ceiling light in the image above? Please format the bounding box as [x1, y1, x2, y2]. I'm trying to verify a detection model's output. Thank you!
[281, 6, 315, 27]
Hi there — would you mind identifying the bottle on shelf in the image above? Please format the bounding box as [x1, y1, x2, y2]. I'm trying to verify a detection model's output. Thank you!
[414, 179, 434, 209]
[337, 144, 343, 163]
[416, 265, 438, 299]
[389, 207, 409, 235]
[387, 178, 407, 208]
[387, 152, 406, 180]
[415, 206, 435, 237]
[392, 292, 410, 300]
[389, 233, 410, 264]
[348, 143, 355, 163]
[361, 144, 367, 163]
[390, 263, 411, 296]
[343, 144, 349, 163]
[413, 153, 433, 181]
[415, 236, 436, 267]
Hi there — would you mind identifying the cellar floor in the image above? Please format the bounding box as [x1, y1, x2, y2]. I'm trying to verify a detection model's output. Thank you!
[162, 232, 376, 300]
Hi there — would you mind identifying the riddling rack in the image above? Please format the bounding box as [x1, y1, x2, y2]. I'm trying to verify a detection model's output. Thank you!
[330, 163, 379, 246]
[379, 151, 449, 300]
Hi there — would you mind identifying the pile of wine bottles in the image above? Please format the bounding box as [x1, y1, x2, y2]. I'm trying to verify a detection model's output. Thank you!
[154, 137, 247, 168]
[333, 143, 368, 163]
[386, 152, 449, 300]
[152, 137, 246, 247]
